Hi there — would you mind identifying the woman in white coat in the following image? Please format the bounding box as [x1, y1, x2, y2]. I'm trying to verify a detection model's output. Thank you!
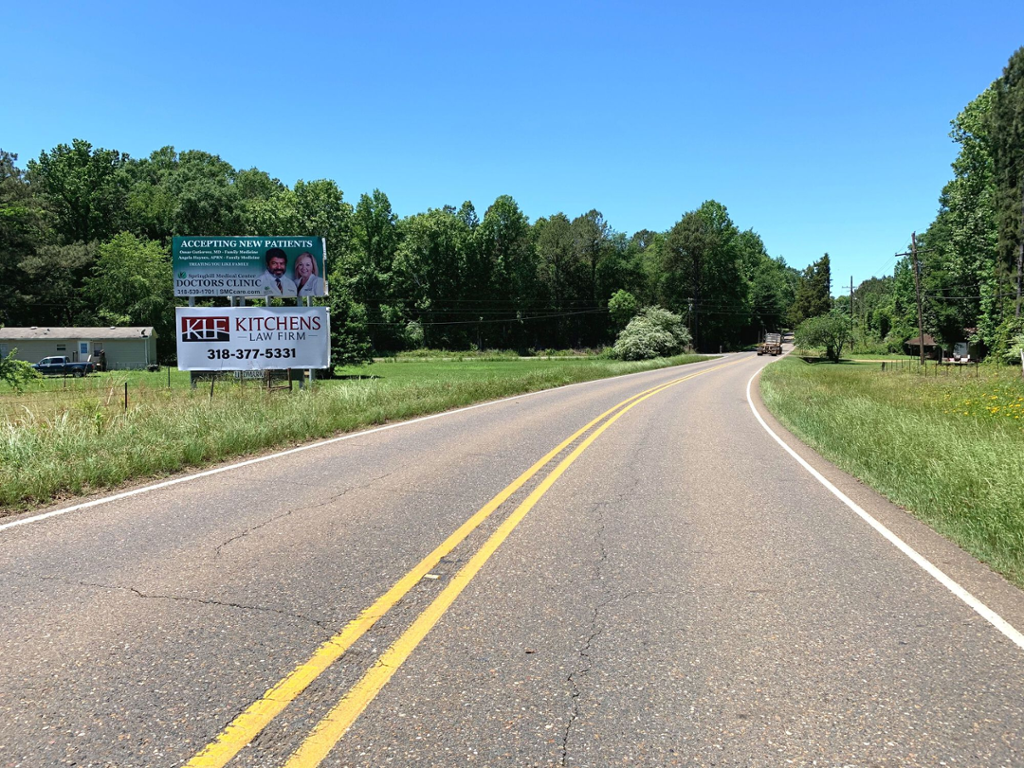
[293, 252, 325, 297]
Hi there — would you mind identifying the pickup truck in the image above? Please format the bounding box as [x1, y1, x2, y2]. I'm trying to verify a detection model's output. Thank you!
[32, 356, 96, 377]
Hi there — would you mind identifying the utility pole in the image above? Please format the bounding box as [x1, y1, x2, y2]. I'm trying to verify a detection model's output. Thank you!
[1017, 184, 1023, 318]
[894, 238, 935, 365]
[850, 275, 854, 353]
[911, 233, 926, 365]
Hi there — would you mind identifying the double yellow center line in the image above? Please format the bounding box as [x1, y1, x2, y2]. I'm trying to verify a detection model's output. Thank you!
[186, 357, 744, 768]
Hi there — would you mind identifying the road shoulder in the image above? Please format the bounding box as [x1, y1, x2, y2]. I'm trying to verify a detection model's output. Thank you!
[749, 361, 1024, 643]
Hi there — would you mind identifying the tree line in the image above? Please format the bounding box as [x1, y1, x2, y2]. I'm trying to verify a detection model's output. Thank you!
[843, 46, 1024, 362]
[1, 143, 819, 362]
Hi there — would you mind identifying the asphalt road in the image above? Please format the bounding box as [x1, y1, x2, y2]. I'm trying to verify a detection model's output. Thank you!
[1, 352, 1023, 767]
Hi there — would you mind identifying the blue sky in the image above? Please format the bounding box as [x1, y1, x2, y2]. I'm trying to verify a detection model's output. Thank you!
[4, 0, 1023, 293]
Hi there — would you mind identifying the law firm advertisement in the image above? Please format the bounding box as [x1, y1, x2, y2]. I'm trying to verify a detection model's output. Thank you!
[176, 307, 331, 371]
[173, 237, 328, 298]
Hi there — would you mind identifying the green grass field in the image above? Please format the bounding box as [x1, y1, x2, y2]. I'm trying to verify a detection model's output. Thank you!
[761, 358, 1024, 588]
[0, 354, 712, 513]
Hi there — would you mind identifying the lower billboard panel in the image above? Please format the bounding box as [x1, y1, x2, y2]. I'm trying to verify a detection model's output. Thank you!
[176, 307, 330, 371]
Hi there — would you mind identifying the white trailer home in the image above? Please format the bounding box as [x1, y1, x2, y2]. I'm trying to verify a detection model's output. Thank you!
[0, 326, 158, 370]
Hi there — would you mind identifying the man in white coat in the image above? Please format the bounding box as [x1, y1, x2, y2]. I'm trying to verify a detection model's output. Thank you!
[260, 248, 297, 297]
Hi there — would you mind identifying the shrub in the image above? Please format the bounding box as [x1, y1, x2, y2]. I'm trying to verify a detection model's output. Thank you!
[612, 306, 692, 361]
[1005, 333, 1024, 367]
[329, 291, 374, 366]
[608, 290, 638, 331]
[404, 321, 425, 349]
[0, 350, 39, 392]
[795, 311, 850, 362]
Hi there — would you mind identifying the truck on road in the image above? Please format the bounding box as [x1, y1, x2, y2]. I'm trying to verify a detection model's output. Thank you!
[757, 333, 783, 356]
[32, 356, 96, 377]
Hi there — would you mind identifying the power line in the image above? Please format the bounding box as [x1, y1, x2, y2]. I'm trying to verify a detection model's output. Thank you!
[365, 308, 610, 327]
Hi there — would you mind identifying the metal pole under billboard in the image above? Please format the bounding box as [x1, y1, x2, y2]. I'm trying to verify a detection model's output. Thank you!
[306, 295, 315, 389]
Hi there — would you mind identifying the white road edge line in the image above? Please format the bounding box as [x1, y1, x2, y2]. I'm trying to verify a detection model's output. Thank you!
[746, 368, 1024, 652]
[0, 357, 725, 535]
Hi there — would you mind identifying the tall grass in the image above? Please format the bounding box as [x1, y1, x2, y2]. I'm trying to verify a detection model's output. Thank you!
[761, 359, 1024, 587]
[0, 354, 712, 512]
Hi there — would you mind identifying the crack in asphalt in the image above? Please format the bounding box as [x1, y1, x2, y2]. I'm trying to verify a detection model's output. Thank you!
[2, 571, 333, 636]
[561, 472, 645, 767]
[561, 507, 610, 766]
[123, 587, 335, 636]
[562, 599, 603, 767]
[214, 470, 396, 556]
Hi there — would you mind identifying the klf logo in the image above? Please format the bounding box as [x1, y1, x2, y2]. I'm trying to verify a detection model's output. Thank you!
[181, 316, 230, 342]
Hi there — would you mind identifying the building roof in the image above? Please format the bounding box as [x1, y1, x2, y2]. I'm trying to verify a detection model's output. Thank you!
[0, 326, 156, 340]
[904, 334, 938, 347]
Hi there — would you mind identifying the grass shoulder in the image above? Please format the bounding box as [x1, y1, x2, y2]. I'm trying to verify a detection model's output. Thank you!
[760, 357, 1024, 588]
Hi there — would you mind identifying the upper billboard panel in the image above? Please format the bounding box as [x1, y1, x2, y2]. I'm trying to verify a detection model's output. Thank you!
[172, 237, 328, 298]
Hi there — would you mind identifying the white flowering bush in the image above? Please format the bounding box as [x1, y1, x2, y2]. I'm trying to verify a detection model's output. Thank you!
[1004, 333, 1024, 368]
[612, 306, 692, 361]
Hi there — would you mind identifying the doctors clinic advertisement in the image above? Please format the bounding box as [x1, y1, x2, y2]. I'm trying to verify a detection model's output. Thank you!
[176, 307, 331, 371]
[172, 237, 328, 298]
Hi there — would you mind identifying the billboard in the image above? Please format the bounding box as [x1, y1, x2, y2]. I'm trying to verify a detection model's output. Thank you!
[176, 307, 331, 371]
[172, 237, 328, 298]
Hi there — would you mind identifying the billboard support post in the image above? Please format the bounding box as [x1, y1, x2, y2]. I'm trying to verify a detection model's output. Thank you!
[305, 296, 315, 389]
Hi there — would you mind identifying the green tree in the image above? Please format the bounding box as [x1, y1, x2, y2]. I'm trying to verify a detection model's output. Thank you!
[796, 311, 851, 362]
[750, 267, 788, 334]
[170, 150, 243, 236]
[327, 286, 373, 366]
[235, 167, 287, 202]
[28, 139, 131, 244]
[292, 179, 352, 247]
[572, 210, 622, 345]
[988, 47, 1024, 320]
[349, 189, 400, 351]
[124, 147, 246, 240]
[241, 188, 301, 237]
[0, 151, 47, 325]
[477, 196, 537, 349]
[608, 289, 638, 331]
[596, 232, 645, 335]
[571, 209, 610, 302]
[236, 168, 297, 237]
[394, 206, 475, 348]
[662, 201, 749, 350]
[631, 229, 666, 307]
[790, 253, 832, 325]
[918, 88, 999, 351]
[1003, 331, 1024, 366]
[84, 233, 174, 353]
[852, 276, 896, 345]
[536, 212, 590, 346]
[736, 230, 791, 336]
[882, 257, 919, 351]
[124, 146, 179, 241]
[19, 241, 98, 326]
